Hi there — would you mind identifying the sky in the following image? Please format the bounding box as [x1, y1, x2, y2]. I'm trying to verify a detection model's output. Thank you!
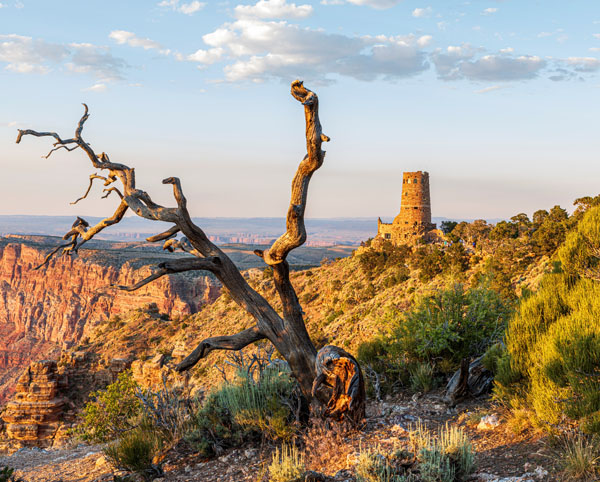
[0, 0, 599, 222]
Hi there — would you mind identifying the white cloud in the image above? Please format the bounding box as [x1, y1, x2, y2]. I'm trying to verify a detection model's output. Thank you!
[499, 47, 514, 53]
[109, 30, 162, 51]
[179, 47, 224, 64]
[194, 18, 428, 83]
[417, 35, 433, 47]
[158, 0, 205, 15]
[593, 33, 600, 39]
[431, 44, 546, 81]
[235, 0, 313, 19]
[482, 7, 498, 15]
[83, 82, 107, 92]
[475, 85, 508, 94]
[0, 34, 66, 74]
[566, 57, 600, 72]
[412, 7, 432, 18]
[0, 35, 127, 81]
[461, 55, 545, 81]
[321, 0, 401, 8]
[590, 47, 600, 53]
[67, 43, 127, 81]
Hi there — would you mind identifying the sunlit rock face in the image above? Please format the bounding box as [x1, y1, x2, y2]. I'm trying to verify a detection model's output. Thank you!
[2, 360, 66, 448]
[0, 235, 221, 403]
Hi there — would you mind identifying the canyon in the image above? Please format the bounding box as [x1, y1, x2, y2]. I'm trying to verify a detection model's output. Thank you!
[0, 235, 221, 403]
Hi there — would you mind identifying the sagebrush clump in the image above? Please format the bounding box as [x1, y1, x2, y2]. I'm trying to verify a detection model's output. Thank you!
[185, 364, 299, 456]
[103, 428, 163, 481]
[268, 444, 306, 482]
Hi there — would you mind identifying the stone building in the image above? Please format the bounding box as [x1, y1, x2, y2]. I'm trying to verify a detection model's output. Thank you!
[376, 171, 440, 245]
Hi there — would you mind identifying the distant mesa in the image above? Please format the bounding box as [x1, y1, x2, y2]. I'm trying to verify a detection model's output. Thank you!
[375, 171, 443, 246]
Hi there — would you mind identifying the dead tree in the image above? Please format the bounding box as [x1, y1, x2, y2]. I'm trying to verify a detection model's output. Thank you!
[16, 80, 365, 423]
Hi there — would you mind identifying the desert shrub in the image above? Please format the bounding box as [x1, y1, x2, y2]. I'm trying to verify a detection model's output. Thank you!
[382, 266, 410, 288]
[355, 446, 417, 482]
[358, 242, 411, 278]
[532, 205, 569, 256]
[409, 362, 437, 393]
[135, 381, 199, 446]
[411, 423, 474, 482]
[412, 246, 444, 282]
[79, 371, 142, 442]
[442, 242, 469, 275]
[391, 284, 511, 372]
[269, 444, 305, 482]
[357, 337, 408, 399]
[103, 428, 163, 481]
[186, 365, 299, 456]
[560, 432, 600, 480]
[498, 206, 600, 433]
[0, 467, 24, 482]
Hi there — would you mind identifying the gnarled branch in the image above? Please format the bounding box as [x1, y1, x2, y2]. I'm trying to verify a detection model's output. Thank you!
[111, 257, 222, 292]
[262, 80, 329, 267]
[176, 326, 266, 372]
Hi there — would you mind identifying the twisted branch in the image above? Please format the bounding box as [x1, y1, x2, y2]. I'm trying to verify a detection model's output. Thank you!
[176, 326, 266, 372]
[261, 80, 329, 267]
[111, 257, 221, 292]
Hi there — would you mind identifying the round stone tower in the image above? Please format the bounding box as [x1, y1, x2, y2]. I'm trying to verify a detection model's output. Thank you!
[393, 171, 434, 238]
[376, 170, 436, 246]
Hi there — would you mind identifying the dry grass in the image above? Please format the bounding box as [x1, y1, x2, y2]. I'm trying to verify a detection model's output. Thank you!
[302, 416, 356, 475]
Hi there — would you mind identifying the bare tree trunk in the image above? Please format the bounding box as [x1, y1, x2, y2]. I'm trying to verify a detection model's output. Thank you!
[16, 81, 365, 423]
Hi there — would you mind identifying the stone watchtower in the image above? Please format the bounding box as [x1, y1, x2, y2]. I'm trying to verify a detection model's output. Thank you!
[376, 171, 436, 245]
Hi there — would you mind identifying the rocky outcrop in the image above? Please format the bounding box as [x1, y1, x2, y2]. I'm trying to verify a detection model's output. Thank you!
[2, 360, 66, 448]
[0, 235, 221, 404]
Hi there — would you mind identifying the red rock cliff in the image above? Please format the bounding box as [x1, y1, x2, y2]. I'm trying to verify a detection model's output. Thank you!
[0, 235, 221, 403]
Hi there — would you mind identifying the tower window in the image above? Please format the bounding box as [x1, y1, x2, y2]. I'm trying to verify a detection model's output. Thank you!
[384, 233, 391, 239]
[414, 178, 418, 184]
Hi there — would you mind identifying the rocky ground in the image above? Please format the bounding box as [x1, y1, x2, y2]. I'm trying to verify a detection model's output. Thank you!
[0, 392, 559, 482]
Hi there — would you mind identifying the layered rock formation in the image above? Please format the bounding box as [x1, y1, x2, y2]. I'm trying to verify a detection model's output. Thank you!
[0, 235, 221, 403]
[2, 360, 66, 448]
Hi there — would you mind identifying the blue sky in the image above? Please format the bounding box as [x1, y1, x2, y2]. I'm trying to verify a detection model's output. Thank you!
[1, 0, 599, 221]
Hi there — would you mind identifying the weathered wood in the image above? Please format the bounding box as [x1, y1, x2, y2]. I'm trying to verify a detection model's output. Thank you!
[312, 345, 366, 425]
[16, 82, 366, 420]
[443, 356, 493, 406]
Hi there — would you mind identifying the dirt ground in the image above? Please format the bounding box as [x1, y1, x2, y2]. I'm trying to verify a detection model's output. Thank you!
[0, 392, 560, 482]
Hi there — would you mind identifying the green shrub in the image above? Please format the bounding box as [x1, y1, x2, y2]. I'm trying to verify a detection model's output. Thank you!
[269, 444, 305, 482]
[498, 206, 600, 433]
[355, 447, 417, 482]
[392, 284, 512, 371]
[358, 242, 411, 278]
[103, 428, 163, 481]
[186, 365, 298, 456]
[79, 371, 142, 443]
[412, 423, 474, 482]
[357, 337, 409, 398]
[409, 362, 436, 393]
[136, 383, 199, 447]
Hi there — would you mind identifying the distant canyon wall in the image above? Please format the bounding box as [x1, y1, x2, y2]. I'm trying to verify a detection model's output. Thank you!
[0, 235, 221, 403]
